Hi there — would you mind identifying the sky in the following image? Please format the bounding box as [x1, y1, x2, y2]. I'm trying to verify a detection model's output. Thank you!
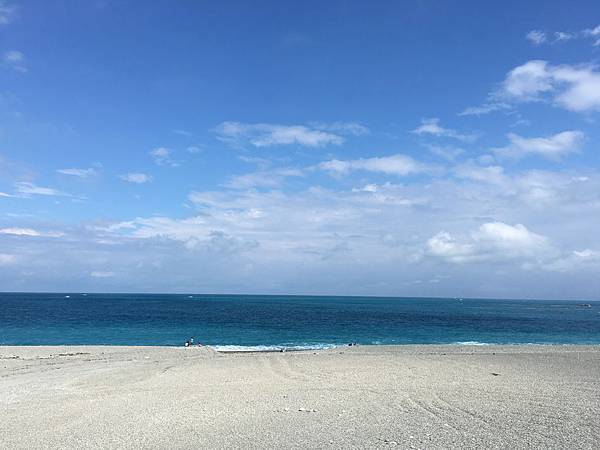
[1, 0, 600, 299]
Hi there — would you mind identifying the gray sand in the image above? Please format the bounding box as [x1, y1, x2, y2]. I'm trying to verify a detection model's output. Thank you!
[1, 345, 599, 449]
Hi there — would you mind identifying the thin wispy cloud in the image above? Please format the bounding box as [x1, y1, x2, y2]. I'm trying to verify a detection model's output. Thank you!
[90, 271, 116, 278]
[215, 122, 345, 148]
[150, 147, 178, 167]
[493, 131, 585, 160]
[0, 253, 16, 265]
[57, 168, 98, 178]
[224, 168, 303, 190]
[172, 129, 193, 137]
[3, 50, 27, 72]
[119, 173, 153, 184]
[0, 227, 64, 238]
[319, 154, 434, 176]
[0, 0, 16, 26]
[14, 182, 67, 197]
[412, 118, 477, 142]
[525, 24, 600, 47]
[526, 30, 547, 45]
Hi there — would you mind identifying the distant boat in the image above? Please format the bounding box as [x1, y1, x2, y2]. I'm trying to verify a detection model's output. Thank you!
[65, 295, 70, 298]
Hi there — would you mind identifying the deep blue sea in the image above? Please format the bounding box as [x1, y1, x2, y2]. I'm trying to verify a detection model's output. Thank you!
[1, 293, 600, 349]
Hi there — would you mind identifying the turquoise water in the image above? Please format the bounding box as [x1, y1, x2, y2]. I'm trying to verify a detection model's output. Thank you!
[1, 293, 599, 349]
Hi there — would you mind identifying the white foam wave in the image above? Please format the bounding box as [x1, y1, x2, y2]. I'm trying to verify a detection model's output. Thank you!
[451, 341, 492, 346]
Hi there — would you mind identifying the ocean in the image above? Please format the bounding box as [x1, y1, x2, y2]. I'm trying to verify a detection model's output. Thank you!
[1, 293, 599, 349]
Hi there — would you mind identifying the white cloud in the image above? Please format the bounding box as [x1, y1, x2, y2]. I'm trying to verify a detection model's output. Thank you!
[215, 122, 345, 148]
[493, 131, 584, 160]
[225, 168, 303, 189]
[464, 60, 600, 115]
[172, 129, 192, 137]
[309, 121, 370, 136]
[426, 232, 476, 263]
[428, 145, 465, 161]
[0, 253, 16, 265]
[427, 222, 550, 264]
[26, 167, 600, 297]
[15, 182, 66, 197]
[412, 118, 476, 142]
[544, 248, 600, 272]
[187, 145, 202, 154]
[584, 25, 600, 45]
[458, 102, 510, 116]
[150, 147, 178, 167]
[3, 50, 27, 72]
[90, 271, 116, 278]
[526, 25, 600, 46]
[502, 60, 600, 112]
[0, 227, 64, 238]
[119, 173, 152, 184]
[502, 60, 554, 100]
[57, 168, 98, 178]
[0, 1, 16, 26]
[554, 31, 575, 42]
[319, 154, 433, 176]
[526, 30, 547, 45]
[454, 164, 508, 185]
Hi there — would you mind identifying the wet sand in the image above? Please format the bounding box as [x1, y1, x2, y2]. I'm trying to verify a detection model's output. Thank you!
[1, 345, 599, 449]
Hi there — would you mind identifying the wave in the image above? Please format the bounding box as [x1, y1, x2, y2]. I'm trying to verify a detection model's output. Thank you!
[451, 341, 492, 346]
[212, 343, 337, 353]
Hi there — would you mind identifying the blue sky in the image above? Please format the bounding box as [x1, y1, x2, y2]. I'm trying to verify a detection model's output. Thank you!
[1, 0, 600, 298]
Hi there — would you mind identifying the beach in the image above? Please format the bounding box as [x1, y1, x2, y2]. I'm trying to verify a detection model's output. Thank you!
[1, 345, 599, 449]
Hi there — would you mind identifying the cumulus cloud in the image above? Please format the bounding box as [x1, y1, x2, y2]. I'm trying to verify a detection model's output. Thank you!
[502, 60, 600, 112]
[119, 173, 152, 184]
[319, 154, 433, 176]
[463, 60, 600, 115]
[412, 118, 476, 142]
[215, 122, 345, 148]
[427, 222, 550, 264]
[57, 168, 98, 178]
[150, 147, 178, 166]
[493, 131, 584, 160]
